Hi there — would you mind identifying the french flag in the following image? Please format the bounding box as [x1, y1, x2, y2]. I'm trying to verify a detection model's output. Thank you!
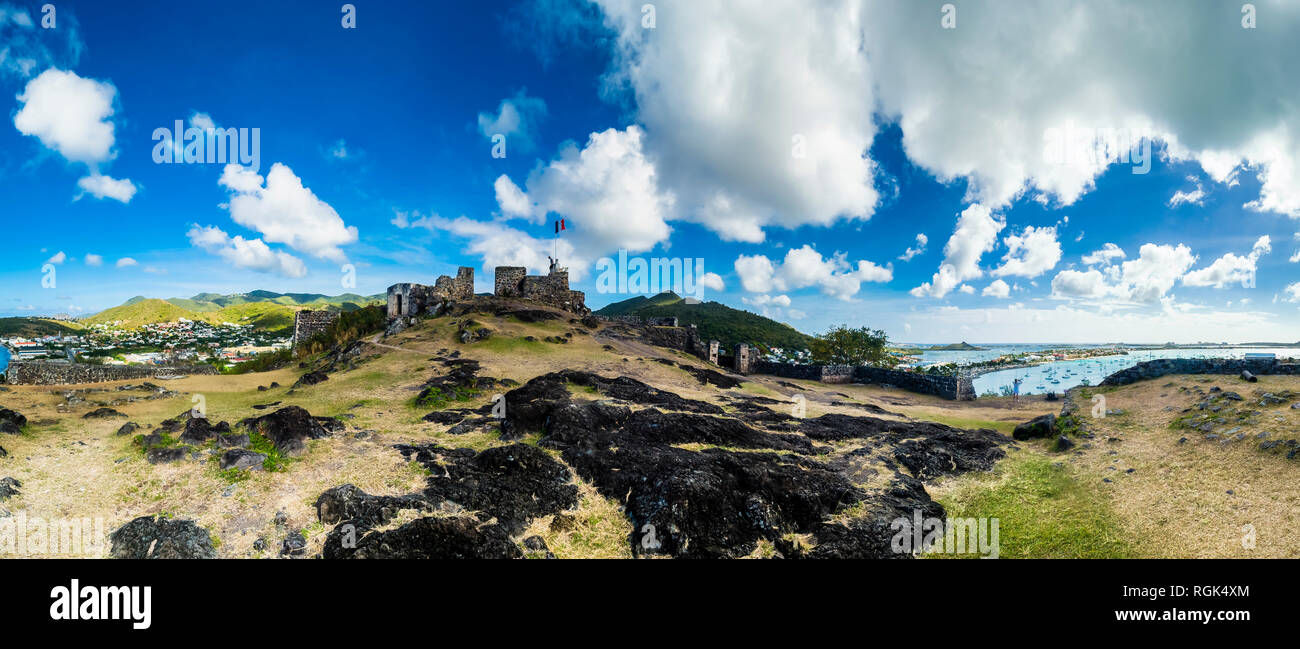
[554, 218, 566, 233]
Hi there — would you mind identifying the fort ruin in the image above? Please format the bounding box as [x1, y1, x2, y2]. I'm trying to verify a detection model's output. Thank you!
[385, 262, 589, 320]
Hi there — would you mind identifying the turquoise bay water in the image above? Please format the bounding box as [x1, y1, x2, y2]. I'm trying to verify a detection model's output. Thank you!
[908, 345, 1300, 396]
[0, 346, 9, 374]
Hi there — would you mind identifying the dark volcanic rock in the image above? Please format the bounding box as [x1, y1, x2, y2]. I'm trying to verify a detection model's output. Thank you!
[501, 369, 724, 439]
[569, 442, 861, 558]
[83, 407, 127, 419]
[178, 417, 230, 445]
[281, 531, 307, 557]
[0, 476, 20, 501]
[146, 446, 190, 464]
[216, 433, 250, 449]
[0, 408, 27, 434]
[893, 428, 1009, 479]
[422, 409, 469, 425]
[679, 364, 743, 389]
[219, 449, 266, 471]
[238, 406, 336, 455]
[324, 516, 522, 559]
[1012, 414, 1057, 440]
[315, 483, 430, 528]
[293, 371, 330, 388]
[109, 515, 216, 559]
[396, 443, 578, 535]
[115, 421, 140, 436]
[798, 413, 971, 443]
[803, 475, 944, 559]
[314, 484, 430, 528]
[497, 308, 561, 323]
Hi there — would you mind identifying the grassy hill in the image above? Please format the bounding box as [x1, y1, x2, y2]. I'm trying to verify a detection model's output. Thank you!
[82, 290, 384, 332]
[595, 292, 812, 352]
[0, 317, 85, 337]
[83, 299, 200, 328]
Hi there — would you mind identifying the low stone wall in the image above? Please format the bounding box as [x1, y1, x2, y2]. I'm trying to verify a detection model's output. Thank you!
[749, 361, 972, 399]
[4, 361, 217, 386]
[752, 361, 852, 383]
[854, 366, 974, 400]
[1100, 357, 1300, 386]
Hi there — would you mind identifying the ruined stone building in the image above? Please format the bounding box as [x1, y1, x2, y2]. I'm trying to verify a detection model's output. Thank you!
[292, 310, 342, 350]
[387, 266, 475, 319]
[493, 264, 588, 315]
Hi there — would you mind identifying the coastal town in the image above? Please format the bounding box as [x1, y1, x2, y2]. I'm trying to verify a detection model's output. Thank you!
[1, 319, 290, 369]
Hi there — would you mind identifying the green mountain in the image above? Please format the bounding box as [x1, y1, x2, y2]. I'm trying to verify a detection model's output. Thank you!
[0, 317, 85, 337]
[82, 290, 385, 332]
[929, 341, 986, 351]
[84, 299, 200, 329]
[595, 292, 812, 352]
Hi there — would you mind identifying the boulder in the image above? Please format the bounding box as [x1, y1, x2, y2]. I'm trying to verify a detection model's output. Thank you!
[324, 516, 522, 559]
[216, 433, 250, 449]
[237, 406, 336, 455]
[293, 371, 329, 388]
[146, 446, 190, 464]
[1013, 414, 1057, 440]
[178, 417, 230, 445]
[314, 483, 429, 527]
[0, 476, 20, 501]
[82, 407, 127, 419]
[115, 422, 140, 436]
[219, 449, 266, 471]
[109, 515, 216, 559]
[0, 408, 27, 434]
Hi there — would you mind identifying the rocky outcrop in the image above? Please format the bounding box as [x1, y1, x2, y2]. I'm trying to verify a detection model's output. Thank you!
[219, 449, 266, 471]
[318, 443, 577, 559]
[82, 407, 127, 419]
[109, 515, 216, 559]
[0, 476, 20, 501]
[0, 408, 26, 434]
[237, 406, 339, 455]
[1013, 414, 1057, 440]
[313, 364, 1011, 559]
[178, 417, 230, 445]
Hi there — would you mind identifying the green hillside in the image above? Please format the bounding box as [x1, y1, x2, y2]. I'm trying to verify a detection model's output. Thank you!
[0, 317, 85, 337]
[83, 299, 199, 328]
[81, 290, 384, 332]
[595, 292, 812, 352]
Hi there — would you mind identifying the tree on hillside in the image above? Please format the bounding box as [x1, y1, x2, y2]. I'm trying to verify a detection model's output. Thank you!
[808, 324, 896, 368]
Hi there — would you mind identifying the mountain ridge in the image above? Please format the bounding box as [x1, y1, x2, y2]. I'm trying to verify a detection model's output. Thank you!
[595, 291, 811, 352]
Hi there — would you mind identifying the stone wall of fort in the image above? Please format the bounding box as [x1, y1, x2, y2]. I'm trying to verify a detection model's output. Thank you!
[749, 361, 971, 399]
[293, 310, 342, 350]
[4, 361, 217, 386]
[1100, 357, 1300, 386]
[494, 267, 588, 314]
[387, 267, 476, 320]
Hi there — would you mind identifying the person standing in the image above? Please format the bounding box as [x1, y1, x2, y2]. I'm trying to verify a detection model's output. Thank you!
[1012, 377, 1022, 406]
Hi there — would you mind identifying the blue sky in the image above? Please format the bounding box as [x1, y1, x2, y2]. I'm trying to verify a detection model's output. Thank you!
[2, 0, 1299, 343]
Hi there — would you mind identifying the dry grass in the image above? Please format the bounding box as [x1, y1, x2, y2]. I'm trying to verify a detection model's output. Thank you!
[1059, 375, 1300, 558]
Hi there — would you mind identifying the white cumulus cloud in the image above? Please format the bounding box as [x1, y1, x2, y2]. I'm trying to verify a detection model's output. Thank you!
[187, 225, 307, 278]
[218, 163, 358, 262]
[912, 203, 1005, 298]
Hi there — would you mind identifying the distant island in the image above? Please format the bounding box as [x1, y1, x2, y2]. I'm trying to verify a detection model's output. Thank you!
[929, 342, 987, 351]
